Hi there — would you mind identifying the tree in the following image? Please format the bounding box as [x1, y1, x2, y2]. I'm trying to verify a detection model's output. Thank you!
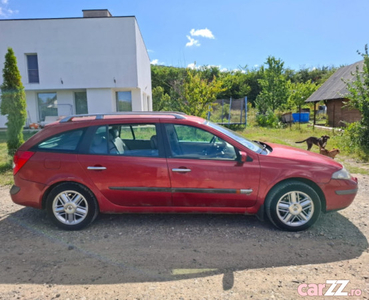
[217, 70, 251, 100]
[0, 48, 27, 156]
[152, 86, 172, 111]
[344, 45, 369, 152]
[151, 65, 186, 96]
[175, 69, 225, 118]
[239, 66, 264, 107]
[287, 80, 318, 111]
[255, 56, 289, 113]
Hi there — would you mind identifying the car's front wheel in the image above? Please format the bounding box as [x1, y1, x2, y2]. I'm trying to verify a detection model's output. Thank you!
[265, 181, 321, 231]
[46, 182, 98, 230]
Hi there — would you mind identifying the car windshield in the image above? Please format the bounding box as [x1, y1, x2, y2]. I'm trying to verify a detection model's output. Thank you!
[204, 121, 264, 153]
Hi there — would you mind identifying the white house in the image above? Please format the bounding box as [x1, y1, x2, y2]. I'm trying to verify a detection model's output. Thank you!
[0, 9, 152, 128]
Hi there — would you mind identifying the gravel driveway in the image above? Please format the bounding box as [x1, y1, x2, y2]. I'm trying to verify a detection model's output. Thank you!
[0, 174, 368, 299]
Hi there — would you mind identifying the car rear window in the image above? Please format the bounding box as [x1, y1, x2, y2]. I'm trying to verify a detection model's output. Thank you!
[36, 129, 84, 152]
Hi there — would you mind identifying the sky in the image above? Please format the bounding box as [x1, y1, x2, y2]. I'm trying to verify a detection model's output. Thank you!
[1, 0, 368, 71]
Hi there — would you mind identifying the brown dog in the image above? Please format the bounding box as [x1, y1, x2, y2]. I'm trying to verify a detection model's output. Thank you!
[319, 148, 340, 159]
[295, 135, 330, 151]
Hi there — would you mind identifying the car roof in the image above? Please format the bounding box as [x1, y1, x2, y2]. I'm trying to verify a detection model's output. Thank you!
[58, 112, 188, 123]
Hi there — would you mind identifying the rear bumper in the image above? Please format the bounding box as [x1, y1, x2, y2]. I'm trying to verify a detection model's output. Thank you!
[10, 177, 46, 209]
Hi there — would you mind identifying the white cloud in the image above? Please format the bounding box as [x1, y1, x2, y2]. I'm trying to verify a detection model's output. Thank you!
[0, 0, 18, 18]
[233, 69, 246, 73]
[187, 64, 229, 72]
[206, 65, 221, 70]
[147, 49, 154, 53]
[190, 28, 215, 39]
[187, 63, 198, 70]
[150, 59, 165, 65]
[186, 36, 200, 47]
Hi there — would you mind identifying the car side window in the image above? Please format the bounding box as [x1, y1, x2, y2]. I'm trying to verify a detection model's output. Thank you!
[88, 126, 108, 154]
[175, 124, 213, 142]
[108, 124, 159, 157]
[36, 129, 84, 152]
[165, 124, 237, 160]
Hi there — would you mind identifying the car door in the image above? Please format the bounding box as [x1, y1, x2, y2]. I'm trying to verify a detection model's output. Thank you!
[163, 123, 260, 207]
[77, 122, 171, 207]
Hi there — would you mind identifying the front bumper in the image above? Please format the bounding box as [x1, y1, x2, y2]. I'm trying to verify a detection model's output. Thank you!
[335, 188, 358, 195]
[323, 177, 358, 211]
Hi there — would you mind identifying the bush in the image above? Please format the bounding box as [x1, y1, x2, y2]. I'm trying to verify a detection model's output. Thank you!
[339, 122, 369, 160]
[256, 110, 283, 128]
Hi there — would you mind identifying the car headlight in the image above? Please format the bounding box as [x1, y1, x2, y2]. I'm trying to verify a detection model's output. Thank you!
[332, 167, 351, 180]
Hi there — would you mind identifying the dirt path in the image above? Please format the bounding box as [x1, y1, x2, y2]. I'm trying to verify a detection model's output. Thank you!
[0, 174, 368, 299]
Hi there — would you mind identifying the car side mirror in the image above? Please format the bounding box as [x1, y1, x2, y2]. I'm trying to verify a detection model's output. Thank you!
[239, 151, 248, 163]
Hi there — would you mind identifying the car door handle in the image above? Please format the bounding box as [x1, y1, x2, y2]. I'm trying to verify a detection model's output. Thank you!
[240, 189, 253, 195]
[87, 166, 107, 170]
[172, 168, 191, 172]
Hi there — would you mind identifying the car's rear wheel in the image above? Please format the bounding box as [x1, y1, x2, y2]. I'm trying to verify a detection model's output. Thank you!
[46, 182, 98, 230]
[265, 181, 321, 231]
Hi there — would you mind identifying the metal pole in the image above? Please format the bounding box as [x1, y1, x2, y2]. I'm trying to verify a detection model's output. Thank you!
[240, 98, 243, 124]
[333, 102, 336, 133]
[221, 99, 224, 123]
[228, 97, 232, 124]
[245, 97, 248, 127]
[290, 108, 292, 130]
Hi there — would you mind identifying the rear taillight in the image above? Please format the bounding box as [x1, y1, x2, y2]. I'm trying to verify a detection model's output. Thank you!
[13, 151, 35, 175]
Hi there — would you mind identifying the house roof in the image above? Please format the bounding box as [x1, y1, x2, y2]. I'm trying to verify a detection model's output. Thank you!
[305, 60, 364, 102]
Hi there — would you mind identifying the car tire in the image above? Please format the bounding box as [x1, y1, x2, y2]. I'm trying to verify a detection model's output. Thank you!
[46, 182, 99, 230]
[265, 180, 321, 231]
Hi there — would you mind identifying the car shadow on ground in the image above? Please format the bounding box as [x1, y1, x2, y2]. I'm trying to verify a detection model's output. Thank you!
[0, 207, 367, 289]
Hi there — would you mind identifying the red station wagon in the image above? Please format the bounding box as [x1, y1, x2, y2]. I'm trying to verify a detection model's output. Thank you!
[10, 112, 358, 231]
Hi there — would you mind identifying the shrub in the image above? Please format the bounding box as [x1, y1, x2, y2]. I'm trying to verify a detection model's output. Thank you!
[256, 109, 282, 128]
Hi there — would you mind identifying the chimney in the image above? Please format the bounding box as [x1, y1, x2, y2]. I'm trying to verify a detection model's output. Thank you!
[82, 9, 112, 18]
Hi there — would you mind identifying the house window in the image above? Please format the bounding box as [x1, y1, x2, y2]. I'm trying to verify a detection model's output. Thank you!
[38, 92, 57, 121]
[116, 91, 132, 112]
[75, 92, 88, 115]
[26, 54, 39, 83]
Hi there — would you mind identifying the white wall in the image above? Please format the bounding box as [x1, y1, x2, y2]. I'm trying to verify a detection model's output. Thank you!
[130, 88, 141, 111]
[86, 89, 114, 114]
[25, 91, 38, 124]
[56, 90, 74, 116]
[135, 21, 152, 111]
[0, 16, 153, 127]
[0, 17, 139, 90]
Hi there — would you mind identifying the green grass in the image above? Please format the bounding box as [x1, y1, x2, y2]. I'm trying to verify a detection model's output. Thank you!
[0, 132, 13, 186]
